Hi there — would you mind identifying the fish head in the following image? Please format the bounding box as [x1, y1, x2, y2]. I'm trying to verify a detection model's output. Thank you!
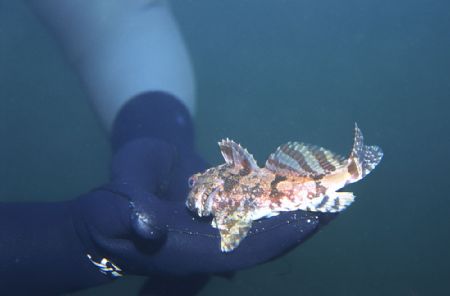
[186, 168, 223, 217]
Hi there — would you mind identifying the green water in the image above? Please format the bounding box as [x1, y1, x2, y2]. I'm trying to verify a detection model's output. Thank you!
[1, 1, 449, 295]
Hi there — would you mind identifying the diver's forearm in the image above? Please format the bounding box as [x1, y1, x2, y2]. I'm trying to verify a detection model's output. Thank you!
[0, 200, 109, 295]
[26, 0, 196, 130]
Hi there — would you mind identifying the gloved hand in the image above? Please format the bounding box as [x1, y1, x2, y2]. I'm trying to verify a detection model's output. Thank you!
[72, 91, 336, 279]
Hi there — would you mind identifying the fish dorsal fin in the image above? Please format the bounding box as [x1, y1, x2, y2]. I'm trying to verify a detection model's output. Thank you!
[265, 142, 347, 178]
[219, 139, 258, 171]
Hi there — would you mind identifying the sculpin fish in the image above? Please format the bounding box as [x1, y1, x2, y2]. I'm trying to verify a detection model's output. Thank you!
[186, 124, 383, 252]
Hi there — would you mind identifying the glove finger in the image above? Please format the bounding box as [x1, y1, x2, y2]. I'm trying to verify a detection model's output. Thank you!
[111, 138, 176, 195]
[151, 207, 336, 274]
[97, 184, 169, 244]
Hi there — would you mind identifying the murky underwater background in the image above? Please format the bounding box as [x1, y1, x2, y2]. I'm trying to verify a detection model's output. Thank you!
[1, 0, 449, 295]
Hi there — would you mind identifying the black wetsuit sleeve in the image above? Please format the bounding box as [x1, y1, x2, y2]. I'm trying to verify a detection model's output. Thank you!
[0, 201, 110, 295]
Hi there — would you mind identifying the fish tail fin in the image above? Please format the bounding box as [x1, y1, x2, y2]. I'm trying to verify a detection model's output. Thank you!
[348, 123, 383, 182]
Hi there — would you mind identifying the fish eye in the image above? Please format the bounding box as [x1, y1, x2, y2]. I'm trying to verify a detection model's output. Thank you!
[188, 176, 196, 188]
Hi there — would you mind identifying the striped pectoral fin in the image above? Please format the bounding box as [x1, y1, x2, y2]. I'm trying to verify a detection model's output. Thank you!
[311, 191, 355, 213]
[215, 212, 253, 252]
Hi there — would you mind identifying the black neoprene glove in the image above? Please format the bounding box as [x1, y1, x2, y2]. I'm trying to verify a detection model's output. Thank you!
[73, 92, 335, 278]
[0, 91, 334, 296]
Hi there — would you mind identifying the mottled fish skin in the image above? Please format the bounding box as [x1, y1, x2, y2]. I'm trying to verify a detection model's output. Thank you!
[186, 124, 383, 252]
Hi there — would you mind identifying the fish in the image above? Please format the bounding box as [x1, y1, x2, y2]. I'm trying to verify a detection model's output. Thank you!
[186, 124, 383, 252]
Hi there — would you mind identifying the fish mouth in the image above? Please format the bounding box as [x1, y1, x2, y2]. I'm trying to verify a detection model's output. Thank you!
[185, 197, 195, 211]
[186, 187, 209, 217]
